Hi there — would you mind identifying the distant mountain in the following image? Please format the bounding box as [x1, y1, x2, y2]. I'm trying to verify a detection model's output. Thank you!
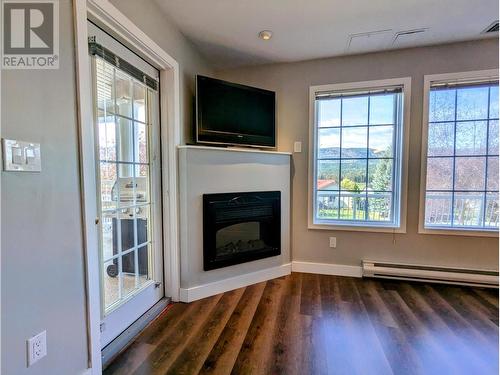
[319, 147, 387, 159]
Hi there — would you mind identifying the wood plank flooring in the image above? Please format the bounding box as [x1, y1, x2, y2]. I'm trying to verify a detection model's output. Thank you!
[104, 273, 499, 375]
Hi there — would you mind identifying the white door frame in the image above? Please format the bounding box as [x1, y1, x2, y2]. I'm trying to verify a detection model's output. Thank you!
[73, 0, 181, 373]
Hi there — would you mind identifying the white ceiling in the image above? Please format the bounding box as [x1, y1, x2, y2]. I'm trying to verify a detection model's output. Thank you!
[154, 0, 499, 69]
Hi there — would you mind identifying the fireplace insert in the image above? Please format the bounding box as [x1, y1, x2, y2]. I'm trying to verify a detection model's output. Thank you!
[203, 191, 281, 270]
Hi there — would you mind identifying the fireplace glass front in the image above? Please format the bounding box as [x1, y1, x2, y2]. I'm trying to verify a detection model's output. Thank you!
[203, 191, 281, 270]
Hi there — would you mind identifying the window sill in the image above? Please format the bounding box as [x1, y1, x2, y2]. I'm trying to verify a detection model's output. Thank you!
[309, 222, 406, 233]
[418, 226, 499, 238]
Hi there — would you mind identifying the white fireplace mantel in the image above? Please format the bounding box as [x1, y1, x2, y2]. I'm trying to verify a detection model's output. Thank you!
[178, 145, 291, 302]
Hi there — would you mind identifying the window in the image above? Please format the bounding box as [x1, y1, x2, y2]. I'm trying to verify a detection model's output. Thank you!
[309, 78, 410, 230]
[422, 71, 499, 233]
[94, 55, 158, 312]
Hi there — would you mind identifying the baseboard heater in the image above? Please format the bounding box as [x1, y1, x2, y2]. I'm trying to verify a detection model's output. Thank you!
[362, 260, 499, 288]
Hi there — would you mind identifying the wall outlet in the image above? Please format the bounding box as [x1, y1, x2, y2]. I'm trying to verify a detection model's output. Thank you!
[27, 330, 47, 367]
[329, 237, 337, 248]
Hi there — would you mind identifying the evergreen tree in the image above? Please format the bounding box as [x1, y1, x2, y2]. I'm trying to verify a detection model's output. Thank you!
[370, 147, 392, 219]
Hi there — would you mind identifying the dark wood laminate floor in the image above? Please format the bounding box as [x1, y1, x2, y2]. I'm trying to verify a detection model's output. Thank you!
[104, 273, 499, 375]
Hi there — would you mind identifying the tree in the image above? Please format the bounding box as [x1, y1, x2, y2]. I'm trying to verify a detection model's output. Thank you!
[341, 178, 363, 219]
[370, 155, 392, 219]
[341, 178, 360, 192]
[372, 157, 392, 192]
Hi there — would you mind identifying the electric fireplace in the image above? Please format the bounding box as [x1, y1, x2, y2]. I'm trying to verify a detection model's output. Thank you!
[203, 191, 281, 270]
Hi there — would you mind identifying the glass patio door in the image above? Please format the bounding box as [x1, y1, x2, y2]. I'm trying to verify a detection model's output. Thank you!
[89, 23, 164, 348]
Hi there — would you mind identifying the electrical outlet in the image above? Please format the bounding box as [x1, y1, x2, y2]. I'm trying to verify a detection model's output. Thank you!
[27, 330, 47, 367]
[329, 237, 337, 248]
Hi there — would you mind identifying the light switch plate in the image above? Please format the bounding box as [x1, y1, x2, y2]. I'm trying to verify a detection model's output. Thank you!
[2, 139, 41, 172]
[329, 237, 337, 248]
[293, 141, 302, 153]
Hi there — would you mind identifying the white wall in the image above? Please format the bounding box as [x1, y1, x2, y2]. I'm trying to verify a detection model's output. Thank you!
[217, 39, 499, 271]
[1, 1, 89, 374]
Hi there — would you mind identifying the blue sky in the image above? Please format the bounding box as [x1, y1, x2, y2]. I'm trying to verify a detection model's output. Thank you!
[318, 94, 396, 152]
[319, 126, 393, 152]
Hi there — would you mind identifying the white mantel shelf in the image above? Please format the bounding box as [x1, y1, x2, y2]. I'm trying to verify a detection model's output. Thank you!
[178, 145, 292, 156]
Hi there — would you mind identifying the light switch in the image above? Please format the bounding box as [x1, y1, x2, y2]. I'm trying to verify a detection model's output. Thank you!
[26, 147, 37, 165]
[26, 147, 35, 159]
[294, 141, 302, 153]
[2, 139, 41, 172]
[11, 146, 24, 164]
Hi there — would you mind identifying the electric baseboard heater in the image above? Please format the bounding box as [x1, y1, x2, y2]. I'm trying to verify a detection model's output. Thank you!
[362, 260, 499, 288]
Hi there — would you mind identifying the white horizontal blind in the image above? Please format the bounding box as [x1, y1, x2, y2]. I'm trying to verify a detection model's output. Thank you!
[316, 86, 402, 100]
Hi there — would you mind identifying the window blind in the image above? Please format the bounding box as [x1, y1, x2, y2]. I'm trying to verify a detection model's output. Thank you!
[316, 86, 402, 100]
[88, 37, 158, 91]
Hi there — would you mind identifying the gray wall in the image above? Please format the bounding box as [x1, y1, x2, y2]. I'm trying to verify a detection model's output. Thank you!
[110, 0, 215, 144]
[1, 1, 214, 374]
[217, 39, 499, 271]
[1, 1, 89, 374]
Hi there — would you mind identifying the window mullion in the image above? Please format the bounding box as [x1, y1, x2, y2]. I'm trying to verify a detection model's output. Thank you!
[112, 66, 123, 302]
[392, 93, 399, 223]
[450, 89, 458, 227]
[365, 96, 370, 220]
[338, 98, 343, 220]
[482, 86, 492, 227]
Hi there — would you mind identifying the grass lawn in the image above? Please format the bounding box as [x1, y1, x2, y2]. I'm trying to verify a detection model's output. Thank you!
[318, 208, 389, 221]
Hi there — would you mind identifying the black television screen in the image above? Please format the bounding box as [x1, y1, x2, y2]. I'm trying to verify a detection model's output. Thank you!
[196, 75, 276, 148]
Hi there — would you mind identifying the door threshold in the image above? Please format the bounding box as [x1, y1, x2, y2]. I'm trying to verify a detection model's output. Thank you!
[102, 297, 171, 369]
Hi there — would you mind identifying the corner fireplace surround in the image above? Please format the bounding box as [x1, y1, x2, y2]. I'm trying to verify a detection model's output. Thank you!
[203, 191, 281, 271]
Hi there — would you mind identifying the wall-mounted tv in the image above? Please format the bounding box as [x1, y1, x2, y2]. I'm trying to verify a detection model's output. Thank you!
[196, 75, 276, 148]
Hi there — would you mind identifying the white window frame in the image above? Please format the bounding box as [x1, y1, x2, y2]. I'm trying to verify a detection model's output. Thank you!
[308, 77, 411, 233]
[419, 69, 499, 237]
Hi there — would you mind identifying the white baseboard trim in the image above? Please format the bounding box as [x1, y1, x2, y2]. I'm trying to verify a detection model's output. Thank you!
[180, 263, 292, 302]
[291, 261, 362, 278]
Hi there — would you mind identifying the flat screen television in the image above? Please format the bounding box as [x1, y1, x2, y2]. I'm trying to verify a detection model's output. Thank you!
[196, 75, 276, 148]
